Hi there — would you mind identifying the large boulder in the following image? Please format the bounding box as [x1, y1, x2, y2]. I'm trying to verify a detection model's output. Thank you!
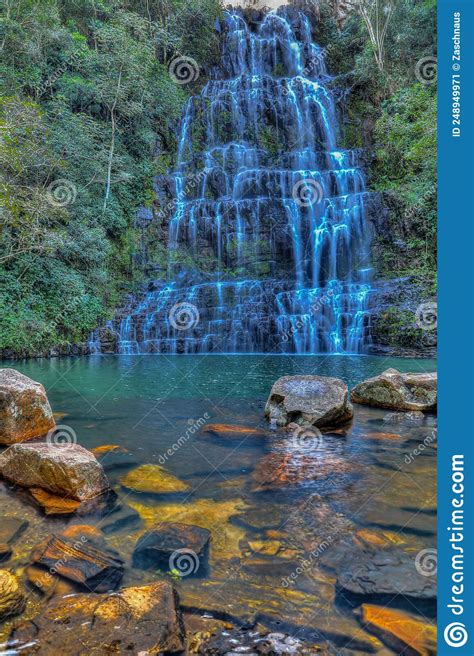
[10, 581, 185, 654]
[0, 443, 109, 501]
[265, 375, 353, 428]
[351, 368, 437, 411]
[0, 369, 55, 445]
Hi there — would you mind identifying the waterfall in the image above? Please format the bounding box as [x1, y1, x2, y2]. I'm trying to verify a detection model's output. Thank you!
[114, 8, 373, 355]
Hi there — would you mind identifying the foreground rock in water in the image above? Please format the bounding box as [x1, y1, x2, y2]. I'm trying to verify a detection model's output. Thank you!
[0, 443, 109, 501]
[200, 423, 267, 442]
[351, 368, 437, 412]
[265, 375, 353, 428]
[0, 570, 25, 619]
[337, 549, 437, 603]
[0, 369, 55, 445]
[31, 530, 124, 592]
[133, 521, 210, 575]
[120, 463, 190, 494]
[10, 581, 185, 654]
[358, 604, 437, 655]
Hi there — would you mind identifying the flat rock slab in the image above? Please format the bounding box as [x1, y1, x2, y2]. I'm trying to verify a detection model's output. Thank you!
[0, 443, 109, 501]
[31, 532, 124, 592]
[133, 521, 210, 575]
[200, 423, 267, 442]
[351, 369, 437, 412]
[10, 581, 185, 654]
[337, 549, 437, 603]
[358, 604, 437, 655]
[265, 375, 353, 428]
[120, 464, 190, 494]
[0, 369, 56, 445]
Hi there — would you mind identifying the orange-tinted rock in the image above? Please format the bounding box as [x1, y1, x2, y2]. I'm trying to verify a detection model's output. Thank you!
[251, 451, 353, 491]
[0, 443, 109, 501]
[26, 564, 79, 599]
[29, 488, 81, 515]
[91, 444, 129, 456]
[365, 432, 402, 440]
[359, 604, 437, 655]
[11, 581, 185, 654]
[201, 424, 266, 440]
[62, 524, 104, 541]
[31, 533, 124, 592]
[0, 369, 55, 444]
[0, 570, 25, 619]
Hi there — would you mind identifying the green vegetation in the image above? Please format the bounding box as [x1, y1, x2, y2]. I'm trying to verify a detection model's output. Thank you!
[0, 0, 220, 355]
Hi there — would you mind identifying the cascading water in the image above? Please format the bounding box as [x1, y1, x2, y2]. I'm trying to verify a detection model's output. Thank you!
[114, 8, 373, 355]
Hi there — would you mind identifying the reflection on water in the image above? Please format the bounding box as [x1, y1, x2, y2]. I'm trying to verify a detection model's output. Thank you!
[0, 355, 437, 652]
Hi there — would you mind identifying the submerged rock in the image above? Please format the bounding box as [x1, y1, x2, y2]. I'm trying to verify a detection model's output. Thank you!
[133, 522, 210, 575]
[201, 423, 267, 442]
[120, 463, 190, 494]
[265, 375, 353, 428]
[0, 570, 25, 620]
[0, 443, 110, 501]
[0, 517, 28, 546]
[351, 369, 437, 412]
[10, 581, 185, 654]
[337, 549, 436, 603]
[358, 604, 437, 655]
[91, 444, 137, 470]
[0, 369, 55, 444]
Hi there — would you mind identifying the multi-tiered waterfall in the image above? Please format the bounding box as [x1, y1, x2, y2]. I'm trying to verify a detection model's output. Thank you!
[114, 8, 373, 355]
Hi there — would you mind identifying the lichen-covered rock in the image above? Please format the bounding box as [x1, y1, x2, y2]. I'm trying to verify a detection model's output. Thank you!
[351, 368, 437, 411]
[265, 375, 353, 428]
[10, 581, 185, 654]
[120, 463, 190, 494]
[0, 443, 109, 501]
[0, 369, 55, 444]
[133, 522, 210, 575]
[358, 604, 437, 655]
[0, 570, 25, 619]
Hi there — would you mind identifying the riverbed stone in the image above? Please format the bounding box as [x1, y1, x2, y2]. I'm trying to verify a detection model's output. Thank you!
[0, 517, 28, 545]
[0, 442, 110, 501]
[351, 369, 437, 412]
[265, 375, 353, 428]
[120, 463, 190, 494]
[31, 530, 124, 592]
[337, 549, 437, 603]
[0, 570, 26, 619]
[10, 580, 185, 654]
[201, 423, 267, 442]
[358, 604, 437, 655]
[0, 369, 56, 444]
[133, 521, 210, 575]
